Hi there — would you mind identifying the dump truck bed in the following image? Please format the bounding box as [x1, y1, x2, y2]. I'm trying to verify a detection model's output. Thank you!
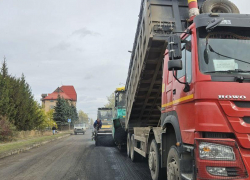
[125, 0, 205, 130]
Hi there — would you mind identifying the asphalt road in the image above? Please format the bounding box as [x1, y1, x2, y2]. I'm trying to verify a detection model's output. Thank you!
[0, 130, 151, 180]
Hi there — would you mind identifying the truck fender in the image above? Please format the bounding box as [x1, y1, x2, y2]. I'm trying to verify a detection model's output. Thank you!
[161, 112, 182, 167]
[162, 114, 182, 144]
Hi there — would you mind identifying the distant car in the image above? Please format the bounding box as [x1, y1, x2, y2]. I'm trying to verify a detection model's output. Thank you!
[74, 124, 86, 135]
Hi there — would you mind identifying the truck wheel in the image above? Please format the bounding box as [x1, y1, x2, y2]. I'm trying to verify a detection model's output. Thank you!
[127, 133, 131, 158]
[82, 132, 85, 135]
[149, 139, 163, 180]
[130, 134, 140, 162]
[201, 0, 239, 14]
[167, 146, 181, 180]
[75, 132, 77, 135]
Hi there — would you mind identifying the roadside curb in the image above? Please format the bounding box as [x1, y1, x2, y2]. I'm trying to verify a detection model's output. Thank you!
[0, 134, 70, 159]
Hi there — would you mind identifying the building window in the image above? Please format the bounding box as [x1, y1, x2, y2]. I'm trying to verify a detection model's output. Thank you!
[50, 105, 54, 109]
[50, 100, 54, 102]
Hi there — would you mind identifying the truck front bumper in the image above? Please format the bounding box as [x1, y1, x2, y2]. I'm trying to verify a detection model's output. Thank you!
[195, 138, 249, 180]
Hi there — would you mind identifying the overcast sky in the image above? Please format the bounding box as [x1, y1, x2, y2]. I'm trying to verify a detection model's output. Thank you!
[0, 0, 248, 119]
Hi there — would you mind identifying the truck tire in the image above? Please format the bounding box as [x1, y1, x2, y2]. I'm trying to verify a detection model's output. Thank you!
[130, 134, 140, 162]
[167, 146, 181, 180]
[201, 0, 239, 14]
[149, 139, 165, 180]
[74, 132, 77, 135]
[127, 133, 131, 158]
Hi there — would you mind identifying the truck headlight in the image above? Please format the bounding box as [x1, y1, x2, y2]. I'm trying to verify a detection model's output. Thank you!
[207, 167, 227, 176]
[199, 142, 235, 161]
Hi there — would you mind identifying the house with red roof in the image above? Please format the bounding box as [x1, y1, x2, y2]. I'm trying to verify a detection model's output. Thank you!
[41, 86, 77, 112]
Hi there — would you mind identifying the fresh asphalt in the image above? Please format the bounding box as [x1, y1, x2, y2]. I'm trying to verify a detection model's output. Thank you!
[0, 129, 151, 180]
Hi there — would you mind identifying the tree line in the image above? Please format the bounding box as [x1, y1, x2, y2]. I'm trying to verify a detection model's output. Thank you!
[0, 59, 91, 141]
[0, 60, 48, 131]
[0, 60, 57, 141]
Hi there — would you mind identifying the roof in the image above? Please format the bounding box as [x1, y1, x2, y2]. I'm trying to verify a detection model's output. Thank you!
[60, 86, 77, 101]
[43, 92, 71, 100]
[116, 86, 125, 92]
[43, 85, 77, 101]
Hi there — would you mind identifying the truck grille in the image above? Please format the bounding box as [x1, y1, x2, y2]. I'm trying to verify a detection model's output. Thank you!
[227, 168, 240, 177]
[226, 167, 248, 178]
[234, 101, 250, 108]
[203, 132, 235, 139]
[242, 117, 250, 124]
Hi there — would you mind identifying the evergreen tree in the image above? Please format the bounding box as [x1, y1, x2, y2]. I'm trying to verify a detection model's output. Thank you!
[70, 104, 78, 124]
[32, 101, 46, 130]
[53, 95, 67, 124]
[0, 60, 46, 131]
[7, 76, 20, 124]
[13, 75, 28, 130]
[64, 100, 72, 121]
[0, 59, 10, 116]
[53, 95, 78, 125]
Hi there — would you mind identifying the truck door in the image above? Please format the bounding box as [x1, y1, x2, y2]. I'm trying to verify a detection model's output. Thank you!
[172, 33, 195, 143]
[172, 34, 193, 104]
[162, 53, 173, 111]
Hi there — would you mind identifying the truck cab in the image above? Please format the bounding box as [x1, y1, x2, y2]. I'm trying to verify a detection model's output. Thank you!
[113, 87, 126, 128]
[162, 13, 250, 180]
[112, 87, 127, 149]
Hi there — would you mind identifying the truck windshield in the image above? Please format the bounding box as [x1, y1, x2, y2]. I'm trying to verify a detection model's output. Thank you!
[198, 27, 250, 75]
[97, 110, 113, 120]
[117, 92, 126, 107]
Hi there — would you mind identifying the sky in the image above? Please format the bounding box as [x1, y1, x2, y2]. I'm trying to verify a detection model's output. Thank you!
[0, 0, 248, 119]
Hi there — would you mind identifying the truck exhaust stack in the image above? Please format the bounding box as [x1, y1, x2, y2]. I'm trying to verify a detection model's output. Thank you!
[188, 0, 199, 19]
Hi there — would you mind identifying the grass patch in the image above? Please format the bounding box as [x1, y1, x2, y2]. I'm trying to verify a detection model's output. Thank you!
[0, 132, 70, 154]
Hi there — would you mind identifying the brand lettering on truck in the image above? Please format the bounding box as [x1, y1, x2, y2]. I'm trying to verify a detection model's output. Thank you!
[218, 95, 247, 100]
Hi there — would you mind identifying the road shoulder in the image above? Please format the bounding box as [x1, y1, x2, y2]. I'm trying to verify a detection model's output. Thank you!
[0, 132, 71, 159]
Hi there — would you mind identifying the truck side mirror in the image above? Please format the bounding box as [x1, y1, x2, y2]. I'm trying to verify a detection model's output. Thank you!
[168, 60, 182, 71]
[168, 35, 182, 60]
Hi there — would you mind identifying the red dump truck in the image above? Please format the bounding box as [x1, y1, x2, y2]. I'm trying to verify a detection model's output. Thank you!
[124, 0, 250, 179]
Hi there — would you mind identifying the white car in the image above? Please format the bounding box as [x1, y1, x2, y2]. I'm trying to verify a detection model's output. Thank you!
[74, 124, 86, 135]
